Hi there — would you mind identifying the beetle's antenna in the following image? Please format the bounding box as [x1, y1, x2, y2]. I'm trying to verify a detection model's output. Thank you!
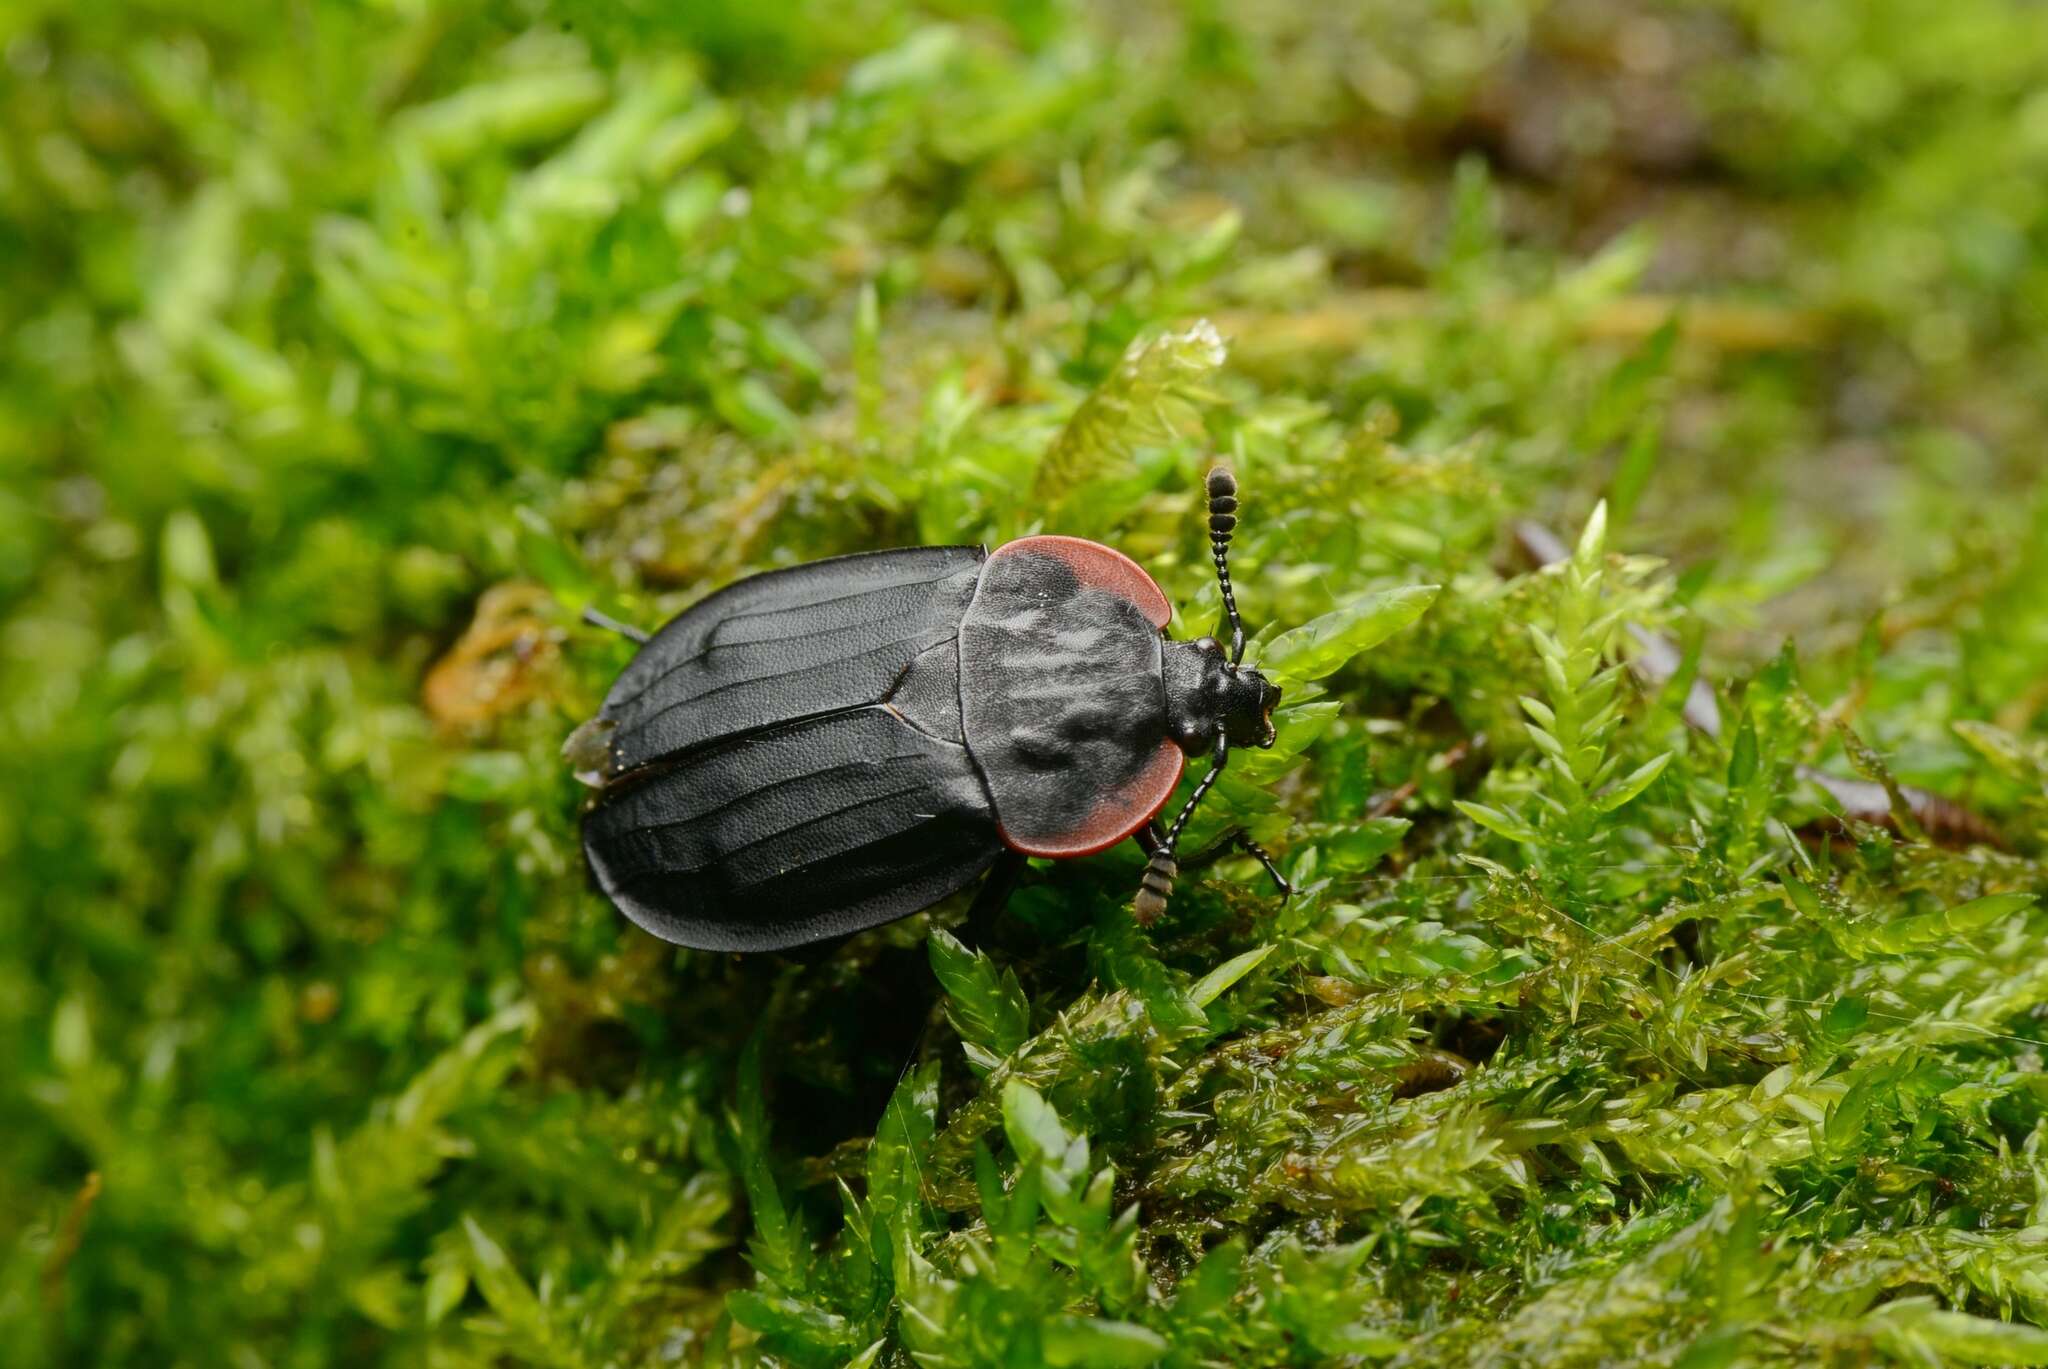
[1206, 466, 1247, 664]
[582, 606, 651, 645]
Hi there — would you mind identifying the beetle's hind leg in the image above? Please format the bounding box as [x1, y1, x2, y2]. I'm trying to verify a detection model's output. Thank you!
[951, 850, 1029, 948]
[581, 606, 651, 644]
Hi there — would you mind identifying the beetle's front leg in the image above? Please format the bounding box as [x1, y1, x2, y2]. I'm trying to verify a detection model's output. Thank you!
[1131, 823, 1177, 927]
[1132, 825, 1288, 925]
[1130, 823, 1179, 930]
[1131, 735, 1231, 926]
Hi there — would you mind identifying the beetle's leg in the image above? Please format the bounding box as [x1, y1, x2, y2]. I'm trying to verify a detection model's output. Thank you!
[1205, 465, 1248, 664]
[954, 848, 1024, 946]
[1132, 823, 1177, 926]
[1240, 837, 1291, 896]
[582, 606, 651, 644]
[1134, 736, 1230, 925]
[1181, 827, 1293, 897]
[1164, 734, 1229, 851]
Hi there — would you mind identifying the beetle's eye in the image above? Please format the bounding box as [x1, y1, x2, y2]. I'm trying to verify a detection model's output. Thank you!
[1194, 635, 1221, 656]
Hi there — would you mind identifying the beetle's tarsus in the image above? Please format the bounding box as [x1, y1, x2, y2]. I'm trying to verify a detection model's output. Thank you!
[1241, 837, 1292, 897]
[1134, 847, 1177, 925]
[582, 606, 651, 644]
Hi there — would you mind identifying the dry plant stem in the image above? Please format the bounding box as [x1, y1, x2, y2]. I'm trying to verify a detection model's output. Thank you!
[42, 1172, 101, 1313]
[1218, 291, 1829, 362]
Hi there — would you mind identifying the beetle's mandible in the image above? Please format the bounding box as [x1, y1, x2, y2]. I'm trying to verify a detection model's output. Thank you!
[566, 465, 1289, 952]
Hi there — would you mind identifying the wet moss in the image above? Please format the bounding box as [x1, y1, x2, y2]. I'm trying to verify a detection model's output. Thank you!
[4, 2, 2048, 1365]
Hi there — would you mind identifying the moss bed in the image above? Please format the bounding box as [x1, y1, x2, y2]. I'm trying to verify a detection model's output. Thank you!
[6, 2, 2048, 1365]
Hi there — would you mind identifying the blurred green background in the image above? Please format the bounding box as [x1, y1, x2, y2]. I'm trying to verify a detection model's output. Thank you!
[5, 1, 2048, 1365]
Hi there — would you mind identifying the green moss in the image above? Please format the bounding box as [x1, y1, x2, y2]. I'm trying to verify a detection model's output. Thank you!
[5, 2, 2048, 1366]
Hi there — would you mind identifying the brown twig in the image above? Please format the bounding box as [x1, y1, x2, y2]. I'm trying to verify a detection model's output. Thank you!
[41, 1171, 101, 1313]
[1368, 740, 1472, 819]
[1218, 291, 1828, 363]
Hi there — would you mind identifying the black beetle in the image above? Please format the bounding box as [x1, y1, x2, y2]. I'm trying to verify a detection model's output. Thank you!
[567, 466, 1289, 951]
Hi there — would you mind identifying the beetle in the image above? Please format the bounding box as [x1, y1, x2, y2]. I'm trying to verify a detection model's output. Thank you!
[567, 465, 1289, 952]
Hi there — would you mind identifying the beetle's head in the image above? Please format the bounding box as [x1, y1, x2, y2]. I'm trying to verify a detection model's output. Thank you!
[1221, 659, 1281, 749]
[1165, 636, 1281, 753]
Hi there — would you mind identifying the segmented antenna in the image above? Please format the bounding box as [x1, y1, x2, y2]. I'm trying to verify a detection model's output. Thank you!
[1206, 465, 1246, 663]
[1128, 466, 1246, 925]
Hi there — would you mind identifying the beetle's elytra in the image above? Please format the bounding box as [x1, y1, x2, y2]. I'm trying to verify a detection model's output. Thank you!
[570, 466, 1288, 952]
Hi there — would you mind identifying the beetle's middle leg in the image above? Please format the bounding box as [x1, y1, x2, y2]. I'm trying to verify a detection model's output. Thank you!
[955, 850, 1029, 946]
[1180, 827, 1292, 897]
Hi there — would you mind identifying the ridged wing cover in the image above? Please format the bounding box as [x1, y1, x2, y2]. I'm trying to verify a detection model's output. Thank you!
[582, 546, 1002, 950]
[597, 546, 985, 776]
[584, 707, 1001, 950]
[959, 537, 1184, 857]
